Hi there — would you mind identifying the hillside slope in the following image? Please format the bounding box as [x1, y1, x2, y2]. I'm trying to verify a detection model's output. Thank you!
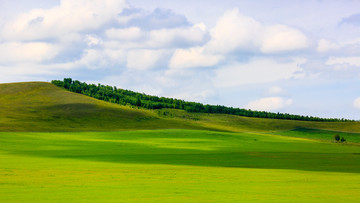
[0, 82, 206, 131]
[1, 82, 360, 133]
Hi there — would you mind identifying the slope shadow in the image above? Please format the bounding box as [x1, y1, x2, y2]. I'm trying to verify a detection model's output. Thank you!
[2, 131, 360, 174]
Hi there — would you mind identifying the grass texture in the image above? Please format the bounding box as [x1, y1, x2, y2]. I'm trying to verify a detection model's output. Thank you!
[1, 82, 360, 202]
[1, 82, 360, 133]
[1, 129, 360, 202]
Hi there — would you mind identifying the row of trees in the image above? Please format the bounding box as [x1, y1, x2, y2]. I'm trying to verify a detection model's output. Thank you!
[51, 78, 352, 122]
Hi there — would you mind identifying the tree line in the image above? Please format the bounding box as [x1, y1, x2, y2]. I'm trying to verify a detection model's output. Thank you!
[51, 78, 352, 122]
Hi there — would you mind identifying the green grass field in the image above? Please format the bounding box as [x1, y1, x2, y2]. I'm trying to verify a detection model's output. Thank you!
[1, 82, 360, 202]
[1, 130, 360, 202]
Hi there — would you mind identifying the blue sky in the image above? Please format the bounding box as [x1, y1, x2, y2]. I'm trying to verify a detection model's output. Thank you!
[1, 0, 360, 119]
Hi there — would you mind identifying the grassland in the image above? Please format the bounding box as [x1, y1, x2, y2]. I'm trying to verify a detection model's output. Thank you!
[1, 82, 360, 133]
[1, 82, 360, 202]
[1, 130, 360, 202]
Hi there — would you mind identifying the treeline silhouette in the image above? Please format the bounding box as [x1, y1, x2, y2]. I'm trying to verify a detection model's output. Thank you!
[51, 78, 352, 122]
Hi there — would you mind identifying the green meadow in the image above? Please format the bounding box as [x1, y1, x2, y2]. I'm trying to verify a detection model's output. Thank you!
[1, 130, 360, 202]
[1, 82, 360, 202]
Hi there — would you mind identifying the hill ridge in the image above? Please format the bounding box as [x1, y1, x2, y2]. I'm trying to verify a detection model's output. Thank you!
[1, 81, 360, 132]
[52, 78, 352, 122]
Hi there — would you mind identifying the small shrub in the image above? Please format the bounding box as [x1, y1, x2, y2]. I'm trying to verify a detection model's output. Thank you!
[340, 137, 346, 142]
[334, 134, 340, 142]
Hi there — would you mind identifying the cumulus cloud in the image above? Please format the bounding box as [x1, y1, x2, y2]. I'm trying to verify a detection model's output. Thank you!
[246, 97, 293, 111]
[205, 8, 309, 54]
[267, 86, 286, 95]
[169, 47, 224, 69]
[206, 9, 262, 53]
[1, 0, 128, 41]
[260, 25, 309, 53]
[354, 97, 360, 109]
[0, 42, 59, 64]
[104, 22, 206, 50]
[147, 23, 207, 48]
[169, 8, 310, 70]
[126, 49, 165, 70]
[0, 0, 212, 77]
[85, 34, 103, 47]
[105, 27, 143, 41]
[213, 58, 305, 87]
[128, 8, 190, 30]
[76, 49, 108, 69]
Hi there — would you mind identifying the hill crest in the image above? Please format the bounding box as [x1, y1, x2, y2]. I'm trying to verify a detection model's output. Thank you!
[0, 81, 359, 132]
[52, 78, 352, 122]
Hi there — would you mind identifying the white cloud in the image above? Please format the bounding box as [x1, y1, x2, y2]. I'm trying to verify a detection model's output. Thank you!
[0, 64, 55, 77]
[214, 58, 305, 87]
[267, 86, 286, 95]
[206, 8, 261, 53]
[126, 49, 164, 70]
[85, 34, 103, 47]
[246, 97, 293, 111]
[317, 39, 340, 52]
[261, 25, 309, 53]
[168, 10, 309, 69]
[0, 42, 59, 64]
[105, 27, 143, 41]
[103, 23, 206, 50]
[205, 8, 309, 54]
[169, 47, 224, 69]
[147, 23, 207, 48]
[76, 49, 108, 69]
[1, 0, 128, 41]
[103, 49, 126, 65]
[0, 61, 84, 83]
[354, 97, 360, 109]
[326, 57, 360, 66]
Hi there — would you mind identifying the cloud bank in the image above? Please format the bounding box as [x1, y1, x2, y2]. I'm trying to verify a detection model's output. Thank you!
[1, 0, 360, 119]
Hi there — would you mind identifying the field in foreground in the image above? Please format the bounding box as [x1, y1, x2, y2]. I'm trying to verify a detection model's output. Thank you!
[1, 82, 360, 202]
[1, 129, 360, 202]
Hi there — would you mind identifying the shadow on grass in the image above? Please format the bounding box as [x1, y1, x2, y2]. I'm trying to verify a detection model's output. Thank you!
[275, 127, 360, 143]
[1, 131, 360, 173]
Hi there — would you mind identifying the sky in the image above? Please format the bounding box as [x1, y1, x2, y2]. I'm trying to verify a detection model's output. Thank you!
[1, 0, 360, 119]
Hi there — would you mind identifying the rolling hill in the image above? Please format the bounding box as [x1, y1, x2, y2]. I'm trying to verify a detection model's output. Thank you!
[0, 82, 203, 132]
[1, 81, 360, 202]
[1, 81, 360, 134]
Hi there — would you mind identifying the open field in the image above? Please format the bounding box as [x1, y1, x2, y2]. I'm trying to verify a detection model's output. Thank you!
[1, 82, 360, 202]
[1, 129, 360, 202]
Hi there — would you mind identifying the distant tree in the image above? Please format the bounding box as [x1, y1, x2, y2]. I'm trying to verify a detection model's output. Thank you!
[63, 78, 72, 89]
[51, 80, 64, 87]
[135, 97, 142, 107]
[340, 137, 346, 142]
[334, 134, 340, 142]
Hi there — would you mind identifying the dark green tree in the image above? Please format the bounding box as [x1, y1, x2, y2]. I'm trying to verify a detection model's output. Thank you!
[340, 137, 346, 142]
[135, 97, 142, 107]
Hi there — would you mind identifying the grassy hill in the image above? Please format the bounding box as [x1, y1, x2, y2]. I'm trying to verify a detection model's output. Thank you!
[1, 82, 360, 202]
[1, 82, 360, 134]
[0, 82, 208, 131]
